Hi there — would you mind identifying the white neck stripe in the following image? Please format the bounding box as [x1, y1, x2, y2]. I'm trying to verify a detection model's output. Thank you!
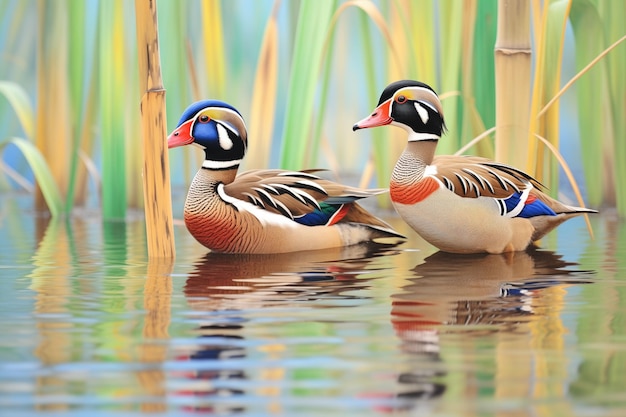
[202, 159, 242, 169]
[407, 132, 440, 141]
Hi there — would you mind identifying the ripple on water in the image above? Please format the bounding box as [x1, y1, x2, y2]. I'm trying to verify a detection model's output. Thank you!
[0, 209, 625, 416]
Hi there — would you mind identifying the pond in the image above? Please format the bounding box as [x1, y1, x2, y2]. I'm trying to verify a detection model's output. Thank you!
[1, 193, 625, 416]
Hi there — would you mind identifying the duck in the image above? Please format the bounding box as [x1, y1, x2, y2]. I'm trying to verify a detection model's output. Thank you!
[167, 99, 404, 254]
[353, 80, 596, 254]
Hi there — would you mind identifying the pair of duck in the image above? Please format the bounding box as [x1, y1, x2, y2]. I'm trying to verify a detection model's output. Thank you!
[168, 80, 595, 255]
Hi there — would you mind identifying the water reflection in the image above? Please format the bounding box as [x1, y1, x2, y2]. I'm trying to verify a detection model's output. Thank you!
[393, 249, 588, 331]
[177, 244, 399, 413]
[391, 249, 593, 413]
[8, 210, 618, 416]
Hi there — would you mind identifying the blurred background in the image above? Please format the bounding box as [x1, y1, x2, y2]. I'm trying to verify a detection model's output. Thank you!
[0, 0, 624, 220]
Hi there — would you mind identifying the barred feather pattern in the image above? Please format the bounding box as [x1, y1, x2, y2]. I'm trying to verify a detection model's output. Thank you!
[184, 172, 264, 253]
[226, 169, 386, 219]
[390, 152, 440, 205]
[182, 168, 402, 253]
[431, 155, 544, 200]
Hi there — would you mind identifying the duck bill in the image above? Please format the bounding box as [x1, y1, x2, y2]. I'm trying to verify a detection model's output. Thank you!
[167, 119, 194, 148]
[352, 99, 393, 131]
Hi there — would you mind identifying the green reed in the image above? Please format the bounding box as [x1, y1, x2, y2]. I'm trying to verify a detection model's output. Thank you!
[279, 0, 336, 170]
[0, 0, 625, 219]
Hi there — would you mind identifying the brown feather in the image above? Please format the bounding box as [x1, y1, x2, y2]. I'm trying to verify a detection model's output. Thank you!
[342, 202, 395, 230]
[432, 155, 544, 199]
[224, 169, 387, 219]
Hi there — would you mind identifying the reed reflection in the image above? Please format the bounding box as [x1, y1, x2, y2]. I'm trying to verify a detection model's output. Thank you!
[391, 249, 592, 412]
[178, 244, 398, 413]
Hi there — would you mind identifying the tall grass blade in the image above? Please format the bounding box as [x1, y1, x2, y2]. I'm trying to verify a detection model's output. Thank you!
[528, 0, 570, 191]
[36, 0, 71, 212]
[458, 0, 493, 157]
[246, 0, 280, 170]
[0, 81, 34, 138]
[569, 0, 614, 207]
[437, 0, 464, 154]
[99, 0, 127, 219]
[279, 0, 336, 170]
[201, 0, 227, 98]
[158, 0, 189, 132]
[405, 0, 436, 82]
[472, 0, 497, 135]
[1, 137, 63, 216]
[597, 0, 626, 215]
[123, 28, 143, 210]
[66, 2, 98, 208]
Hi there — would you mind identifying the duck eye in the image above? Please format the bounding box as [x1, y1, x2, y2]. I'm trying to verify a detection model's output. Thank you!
[198, 115, 210, 123]
[396, 95, 407, 104]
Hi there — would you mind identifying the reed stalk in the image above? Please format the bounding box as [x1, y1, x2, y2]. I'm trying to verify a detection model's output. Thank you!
[1, 137, 63, 217]
[472, 0, 497, 136]
[99, 0, 127, 219]
[599, 0, 626, 215]
[246, 0, 280, 170]
[569, 0, 614, 208]
[494, 0, 532, 168]
[201, 0, 227, 98]
[525, 0, 570, 193]
[67, 2, 98, 208]
[0, 81, 34, 139]
[36, 0, 70, 214]
[437, 0, 464, 154]
[135, 0, 175, 259]
[279, 0, 336, 170]
[158, 0, 187, 125]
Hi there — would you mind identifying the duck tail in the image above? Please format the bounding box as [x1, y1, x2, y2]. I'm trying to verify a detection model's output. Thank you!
[339, 202, 406, 242]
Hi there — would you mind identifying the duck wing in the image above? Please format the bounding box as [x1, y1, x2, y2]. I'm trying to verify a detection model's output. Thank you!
[431, 155, 544, 199]
[224, 169, 387, 222]
[432, 155, 596, 219]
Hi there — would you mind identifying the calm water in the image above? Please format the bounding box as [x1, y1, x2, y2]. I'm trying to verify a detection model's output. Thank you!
[1, 194, 625, 416]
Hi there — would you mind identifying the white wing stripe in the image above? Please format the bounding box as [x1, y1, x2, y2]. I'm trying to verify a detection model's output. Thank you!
[505, 184, 532, 217]
[217, 184, 297, 228]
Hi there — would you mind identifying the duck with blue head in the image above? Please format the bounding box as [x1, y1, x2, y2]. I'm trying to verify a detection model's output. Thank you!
[168, 100, 404, 254]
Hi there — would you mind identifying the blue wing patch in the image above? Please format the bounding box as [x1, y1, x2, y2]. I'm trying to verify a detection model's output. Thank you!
[294, 203, 344, 226]
[502, 192, 557, 218]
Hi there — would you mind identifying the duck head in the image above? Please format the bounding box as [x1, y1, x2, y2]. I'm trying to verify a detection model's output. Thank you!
[353, 80, 446, 140]
[168, 100, 248, 169]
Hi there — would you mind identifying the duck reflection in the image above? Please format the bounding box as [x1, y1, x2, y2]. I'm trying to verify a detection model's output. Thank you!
[389, 249, 592, 411]
[177, 244, 398, 413]
[393, 249, 587, 332]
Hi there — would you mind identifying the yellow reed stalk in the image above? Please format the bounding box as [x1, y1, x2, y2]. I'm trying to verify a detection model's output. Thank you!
[246, 0, 280, 170]
[35, 0, 70, 213]
[135, 0, 175, 259]
[494, 0, 532, 168]
[459, 0, 493, 157]
[438, 0, 464, 153]
[407, 0, 437, 83]
[201, 0, 226, 98]
[528, 0, 570, 189]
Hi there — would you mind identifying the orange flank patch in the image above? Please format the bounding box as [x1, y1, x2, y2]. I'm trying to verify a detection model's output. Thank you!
[185, 211, 238, 252]
[390, 176, 440, 205]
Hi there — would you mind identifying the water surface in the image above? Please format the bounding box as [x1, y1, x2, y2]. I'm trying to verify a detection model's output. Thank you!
[1, 195, 625, 416]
